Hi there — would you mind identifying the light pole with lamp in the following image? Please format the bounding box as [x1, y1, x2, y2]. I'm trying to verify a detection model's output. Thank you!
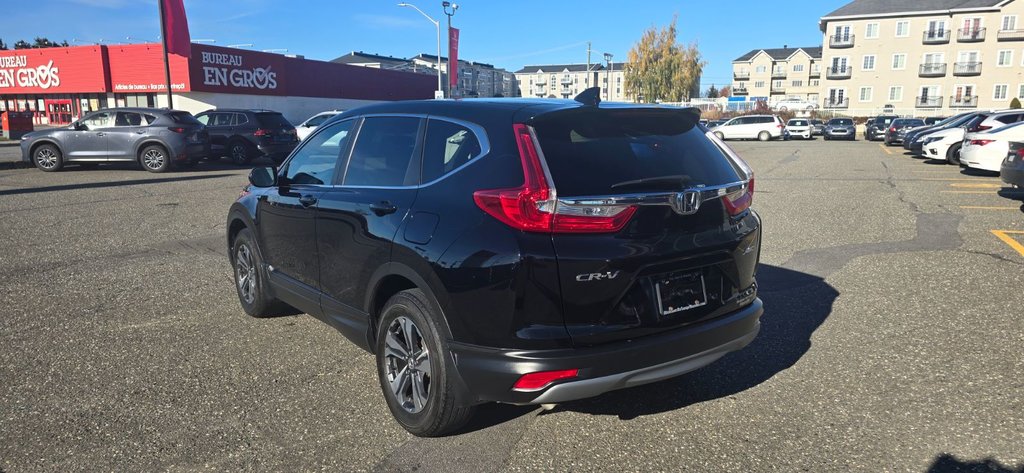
[442, 1, 459, 98]
[603, 53, 614, 101]
[398, 2, 444, 99]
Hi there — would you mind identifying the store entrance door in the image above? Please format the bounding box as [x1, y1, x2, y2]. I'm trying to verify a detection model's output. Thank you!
[45, 99, 73, 126]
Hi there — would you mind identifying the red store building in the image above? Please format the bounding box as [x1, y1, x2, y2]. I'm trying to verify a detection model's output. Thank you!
[0, 43, 436, 126]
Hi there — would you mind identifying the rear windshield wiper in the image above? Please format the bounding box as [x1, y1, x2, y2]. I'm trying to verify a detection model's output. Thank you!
[610, 174, 693, 190]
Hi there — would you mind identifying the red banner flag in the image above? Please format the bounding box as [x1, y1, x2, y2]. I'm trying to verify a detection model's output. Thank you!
[161, 0, 191, 58]
[448, 27, 459, 90]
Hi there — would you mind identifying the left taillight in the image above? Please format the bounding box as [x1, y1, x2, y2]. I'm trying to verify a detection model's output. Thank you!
[473, 124, 637, 234]
[970, 139, 994, 146]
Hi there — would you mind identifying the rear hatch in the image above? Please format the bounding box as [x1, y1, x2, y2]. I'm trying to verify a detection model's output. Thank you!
[254, 112, 298, 143]
[168, 111, 209, 144]
[529, 107, 760, 346]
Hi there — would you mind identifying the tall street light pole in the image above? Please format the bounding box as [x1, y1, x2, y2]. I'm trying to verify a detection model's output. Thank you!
[604, 53, 613, 101]
[398, 2, 443, 98]
[442, 2, 459, 98]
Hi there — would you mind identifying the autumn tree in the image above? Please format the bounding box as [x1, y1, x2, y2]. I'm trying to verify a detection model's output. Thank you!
[624, 16, 705, 103]
[719, 85, 732, 98]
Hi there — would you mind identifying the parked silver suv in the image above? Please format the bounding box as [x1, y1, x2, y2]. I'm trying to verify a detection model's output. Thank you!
[20, 107, 209, 173]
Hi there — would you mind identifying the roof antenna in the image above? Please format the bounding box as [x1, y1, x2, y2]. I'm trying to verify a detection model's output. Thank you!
[574, 87, 601, 106]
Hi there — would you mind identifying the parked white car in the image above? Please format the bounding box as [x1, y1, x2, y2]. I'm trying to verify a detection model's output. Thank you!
[710, 115, 786, 141]
[960, 122, 1024, 171]
[786, 118, 813, 139]
[295, 110, 344, 141]
[922, 110, 1024, 164]
[772, 98, 818, 111]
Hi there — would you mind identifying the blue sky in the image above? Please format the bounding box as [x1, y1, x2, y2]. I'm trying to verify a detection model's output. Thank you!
[4, 0, 850, 91]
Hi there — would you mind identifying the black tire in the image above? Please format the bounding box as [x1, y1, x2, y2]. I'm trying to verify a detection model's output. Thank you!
[376, 289, 475, 437]
[946, 143, 962, 165]
[32, 143, 64, 172]
[757, 131, 770, 142]
[139, 144, 172, 173]
[231, 228, 291, 317]
[229, 140, 253, 165]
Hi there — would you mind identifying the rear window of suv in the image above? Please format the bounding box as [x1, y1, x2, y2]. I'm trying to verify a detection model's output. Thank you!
[255, 112, 293, 129]
[532, 109, 742, 197]
[168, 112, 201, 125]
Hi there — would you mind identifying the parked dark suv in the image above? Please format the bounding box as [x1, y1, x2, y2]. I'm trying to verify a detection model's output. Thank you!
[20, 107, 209, 172]
[195, 109, 298, 165]
[225, 90, 763, 436]
[865, 115, 898, 141]
[884, 118, 925, 145]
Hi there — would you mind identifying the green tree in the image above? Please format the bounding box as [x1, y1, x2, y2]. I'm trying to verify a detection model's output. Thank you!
[0, 38, 7, 50]
[1011, 97, 1022, 109]
[706, 85, 719, 98]
[624, 16, 706, 103]
[14, 40, 31, 49]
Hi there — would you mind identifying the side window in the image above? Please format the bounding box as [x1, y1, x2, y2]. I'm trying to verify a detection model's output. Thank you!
[421, 119, 483, 182]
[283, 120, 354, 185]
[233, 113, 249, 126]
[212, 113, 233, 127]
[143, 114, 157, 125]
[343, 116, 422, 187]
[82, 112, 114, 129]
[997, 114, 1022, 124]
[115, 112, 144, 126]
[306, 114, 332, 127]
[729, 117, 746, 126]
[195, 114, 210, 125]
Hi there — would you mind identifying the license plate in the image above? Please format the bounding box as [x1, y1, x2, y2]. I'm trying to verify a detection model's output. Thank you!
[655, 271, 708, 316]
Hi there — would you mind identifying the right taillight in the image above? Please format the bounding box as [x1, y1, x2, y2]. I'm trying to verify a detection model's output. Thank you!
[722, 178, 754, 216]
[889, 127, 897, 132]
[970, 139, 994, 146]
[473, 124, 636, 234]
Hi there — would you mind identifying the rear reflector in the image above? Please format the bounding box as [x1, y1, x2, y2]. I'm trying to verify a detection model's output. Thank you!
[512, 369, 579, 391]
[473, 124, 637, 234]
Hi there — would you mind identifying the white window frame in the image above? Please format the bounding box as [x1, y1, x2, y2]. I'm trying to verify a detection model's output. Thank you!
[922, 52, 945, 64]
[891, 53, 907, 70]
[754, 80, 766, 88]
[997, 49, 1014, 67]
[859, 86, 873, 102]
[810, 79, 820, 86]
[865, 22, 880, 39]
[1018, 84, 1024, 99]
[792, 64, 804, 72]
[895, 21, 910, 37]
[755, 65, 767, 73]
[862, 55, 876, 71]
[889, 86, 904, 101]
[994, 84, 1009, 100]
[1001, 15, 1017, 31]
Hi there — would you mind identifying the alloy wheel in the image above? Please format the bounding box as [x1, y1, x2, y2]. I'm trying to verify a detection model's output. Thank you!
[35, 148, 58, 169]
[142, 148, 165, 170]
[235, 244, 256, 304]
[384, 316, 431, 414]
[231, 145, 247, 163]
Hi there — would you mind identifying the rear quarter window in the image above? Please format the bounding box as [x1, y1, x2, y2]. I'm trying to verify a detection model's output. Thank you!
[533, 110, 742, 197]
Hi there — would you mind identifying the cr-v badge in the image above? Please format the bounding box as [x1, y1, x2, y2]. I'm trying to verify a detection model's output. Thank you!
[576, 271, 621, 282]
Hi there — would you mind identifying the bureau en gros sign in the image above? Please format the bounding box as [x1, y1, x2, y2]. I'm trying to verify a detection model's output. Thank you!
[200, 51, 277, 90]
[0, 56, 61, 89]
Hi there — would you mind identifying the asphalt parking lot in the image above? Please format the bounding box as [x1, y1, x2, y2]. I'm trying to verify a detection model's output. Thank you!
[1, 138, 1022, 472]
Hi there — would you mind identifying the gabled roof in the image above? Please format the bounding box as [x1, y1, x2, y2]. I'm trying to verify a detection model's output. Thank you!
[733, 46, 822, 63]
[514, 63, 606, 73]
[822, 0, 1006, 20]
[414, 53, 496, 69]
[331, 51, 407, 65]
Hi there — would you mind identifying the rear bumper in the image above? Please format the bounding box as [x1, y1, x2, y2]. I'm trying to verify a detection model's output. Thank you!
[178, 143, 209, 161]
[257, 141, 298, 158]
[450, 298, 763, 405]
[1002, 162, 1024, 187]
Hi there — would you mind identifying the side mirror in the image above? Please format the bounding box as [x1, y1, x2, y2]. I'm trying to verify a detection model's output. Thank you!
[248, 167, 277, 188]
[73, 122, 86, 131]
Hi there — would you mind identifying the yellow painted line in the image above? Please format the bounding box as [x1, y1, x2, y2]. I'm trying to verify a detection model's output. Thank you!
[991, 230, 1024, 257]
[960, 206, 1021, 210]
[949, 182, 1005, 189]
[879, 144, 893, 155]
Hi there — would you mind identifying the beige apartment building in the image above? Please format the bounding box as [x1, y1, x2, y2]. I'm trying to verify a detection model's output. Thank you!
[513, 64, 627, 101]
[732, 47, 824, 104]
[820, 0, 1024, 116]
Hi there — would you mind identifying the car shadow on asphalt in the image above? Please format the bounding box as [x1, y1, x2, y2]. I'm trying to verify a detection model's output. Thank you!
[545, 264, 838, 420]
[926, 453, 1023, 473]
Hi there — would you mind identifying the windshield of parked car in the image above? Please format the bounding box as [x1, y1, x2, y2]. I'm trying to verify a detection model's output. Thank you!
[828, 119, 853, 126]
[788, 120, 807, 126]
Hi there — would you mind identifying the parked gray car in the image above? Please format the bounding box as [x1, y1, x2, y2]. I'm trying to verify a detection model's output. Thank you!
[20, 107, 209, 173]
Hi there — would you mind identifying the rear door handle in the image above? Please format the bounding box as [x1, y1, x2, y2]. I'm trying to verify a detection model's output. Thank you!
[298, 194, 318, 207]
[96, 132, 105, 136]
[369, 201, 397, 216]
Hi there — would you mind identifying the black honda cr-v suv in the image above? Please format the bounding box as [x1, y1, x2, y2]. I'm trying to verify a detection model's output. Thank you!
[226, 89, 763, 436]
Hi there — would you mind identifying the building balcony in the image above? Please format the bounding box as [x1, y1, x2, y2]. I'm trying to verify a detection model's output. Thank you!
[734, 71, 750, 80]
[771, 71, 787, 79]
[922, 29, 951, 44]
[560, 77, 573, 85]
[958, 27, 986, 42]
[829, 34, 855, 48]
[823, 98, 849, 109]
[826, 66, 852, 79]
[916, 96, 943, 108]
[997, 29, 1024, 41]
[809, 69, 821, 78]
[733, 87, 749, 95]
[953, 62, 982, 76]
[949, 95, 978, 108]
[770, 87, 786, 94]
[919, 63, 947, 77]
